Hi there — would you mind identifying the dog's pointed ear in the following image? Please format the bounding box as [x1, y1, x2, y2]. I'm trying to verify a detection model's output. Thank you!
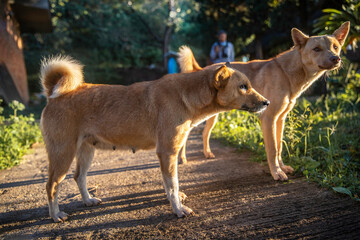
[291, 28, 309, 48]
[214, 65, 231, 89]
[332, 21, 350, 46]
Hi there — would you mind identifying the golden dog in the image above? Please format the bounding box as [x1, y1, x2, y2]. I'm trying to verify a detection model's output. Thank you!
[40, 56, 269, 222]
[178, 22, 350, 181]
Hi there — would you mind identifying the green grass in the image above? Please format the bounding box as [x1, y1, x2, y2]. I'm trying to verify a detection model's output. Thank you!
[212, 70, 360, 200]
[0, 100, 43, 170]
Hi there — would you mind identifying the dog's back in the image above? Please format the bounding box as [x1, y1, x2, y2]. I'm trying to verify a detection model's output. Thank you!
[178, 46, 275, 90]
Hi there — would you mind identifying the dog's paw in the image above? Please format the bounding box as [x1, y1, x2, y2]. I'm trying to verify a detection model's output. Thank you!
[179, 191, 187, 203]
[281, 165, 294, 174]
[204, 151, 215, 159]
[52, 211, 68, 223]
[271, 169, 288, 181]
[176, 205, 194, 218]
[84, 197, 102, 207]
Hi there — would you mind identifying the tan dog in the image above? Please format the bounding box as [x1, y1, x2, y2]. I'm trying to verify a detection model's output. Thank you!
[178, 22, 350, 181]
[40, 56, 269, 222]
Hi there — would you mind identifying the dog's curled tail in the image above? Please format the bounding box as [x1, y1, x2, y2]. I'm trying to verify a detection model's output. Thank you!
[40, 56, 84, 98]
[178, 46, 203, 73]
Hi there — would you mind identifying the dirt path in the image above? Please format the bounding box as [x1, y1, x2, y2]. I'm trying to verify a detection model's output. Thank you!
[0, 126, 359, 239]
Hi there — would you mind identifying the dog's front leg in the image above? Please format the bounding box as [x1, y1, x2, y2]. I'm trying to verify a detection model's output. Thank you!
[260, 114, 288, 181]
[157, 150, 194, 217]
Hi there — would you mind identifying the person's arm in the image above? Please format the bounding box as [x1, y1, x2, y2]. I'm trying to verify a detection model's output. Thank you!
[229, 43, 235, 62]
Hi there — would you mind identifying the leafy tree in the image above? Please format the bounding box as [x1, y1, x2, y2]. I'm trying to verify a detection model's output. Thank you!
[23, 0, 182, 68]
[190, 0, 333, 60]
[314, 0, 360, 85]
[314, 0, 360, 50]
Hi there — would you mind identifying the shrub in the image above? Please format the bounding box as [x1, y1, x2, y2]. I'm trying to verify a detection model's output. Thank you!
[0, 100, 42, 169]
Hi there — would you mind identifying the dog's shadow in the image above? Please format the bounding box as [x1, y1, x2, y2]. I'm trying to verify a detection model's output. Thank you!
[0, 163, 160, 189]
[0, 188, 172, 236]
[0, 170, 282, 238]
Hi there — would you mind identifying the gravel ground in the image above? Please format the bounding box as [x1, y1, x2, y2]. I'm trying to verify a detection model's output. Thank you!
[0, 126, 359, 239]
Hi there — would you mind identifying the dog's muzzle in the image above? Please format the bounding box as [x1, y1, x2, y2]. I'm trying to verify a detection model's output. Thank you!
[319, 56, 341, 70]
[241, 100, 270, 113]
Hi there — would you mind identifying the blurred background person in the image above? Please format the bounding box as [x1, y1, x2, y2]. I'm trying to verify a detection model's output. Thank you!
[210, 30, 235, 63]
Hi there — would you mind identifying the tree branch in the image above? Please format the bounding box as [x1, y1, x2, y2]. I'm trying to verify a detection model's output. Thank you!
[126, 5, 163, 44]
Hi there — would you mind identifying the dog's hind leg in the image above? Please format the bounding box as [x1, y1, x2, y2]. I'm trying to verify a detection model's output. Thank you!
[179, 130, 191, 164]
[46, 145, 76, 222]
[74, 142, 102, 207]
[179, 141, 188, 164]
[202, 114, 218, 159]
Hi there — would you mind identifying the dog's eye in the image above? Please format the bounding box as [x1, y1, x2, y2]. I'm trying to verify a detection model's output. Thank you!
[313, 47, 321, 52]
[239, 85, 248, 90]
[333, 45, 338, 50]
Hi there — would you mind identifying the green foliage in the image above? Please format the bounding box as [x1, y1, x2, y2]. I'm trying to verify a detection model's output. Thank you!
[314, 0, 360, 48]
[190, 0, 333, 59]
[0, 100, 42, 170]
[212, 70, 360, 200]
[212, 110, 265, 161]
[23, 0, 191, 65]
[36, 0, 164, 63]
[23, 0, 192, 92]
[22, 0, 351, 93]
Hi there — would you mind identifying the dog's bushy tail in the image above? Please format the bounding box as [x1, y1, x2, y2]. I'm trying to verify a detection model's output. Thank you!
[40, 56, 84, 98]
[178, 46, 203, 73]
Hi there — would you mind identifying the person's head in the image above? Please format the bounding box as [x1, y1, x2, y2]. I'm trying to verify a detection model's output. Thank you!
[218, 30, 227, 43]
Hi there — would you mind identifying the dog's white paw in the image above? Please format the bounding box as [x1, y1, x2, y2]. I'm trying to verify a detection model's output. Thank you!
[84, 197, 102, 207]
[281, 165, 294, 174]
[271, 168, 288, 181]
[179, 191, 187, 203]
[204, 151, 215, 159]
[176, 205, 194, 218]
[52, 211, 68, 223]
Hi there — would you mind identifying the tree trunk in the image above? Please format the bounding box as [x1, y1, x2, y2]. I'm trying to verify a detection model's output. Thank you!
[163, 0, 175, 71]
[255, 36, 263, 59]
[163, 26, 172, 70]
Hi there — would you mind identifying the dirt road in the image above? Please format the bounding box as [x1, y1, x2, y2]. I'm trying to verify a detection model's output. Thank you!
[1, 127, 359, 239]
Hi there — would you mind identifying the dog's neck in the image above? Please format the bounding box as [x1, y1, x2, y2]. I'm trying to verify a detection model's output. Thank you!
[179, 72, 223, 125]
[276, 48, 326, 100]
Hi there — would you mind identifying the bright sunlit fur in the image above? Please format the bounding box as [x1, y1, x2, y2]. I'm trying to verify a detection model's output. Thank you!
[40, 55, 84, 98]
[178, 21, 350, 181]
[178, 46, 202, 73]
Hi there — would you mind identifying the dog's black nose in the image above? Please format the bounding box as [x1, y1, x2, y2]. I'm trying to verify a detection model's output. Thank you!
[330, 56, 341, 64]
[263, 100, 270, 106]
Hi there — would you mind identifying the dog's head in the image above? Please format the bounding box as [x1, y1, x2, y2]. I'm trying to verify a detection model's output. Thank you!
[291, 21, 350, 73]
[213, 65, 269, 113]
